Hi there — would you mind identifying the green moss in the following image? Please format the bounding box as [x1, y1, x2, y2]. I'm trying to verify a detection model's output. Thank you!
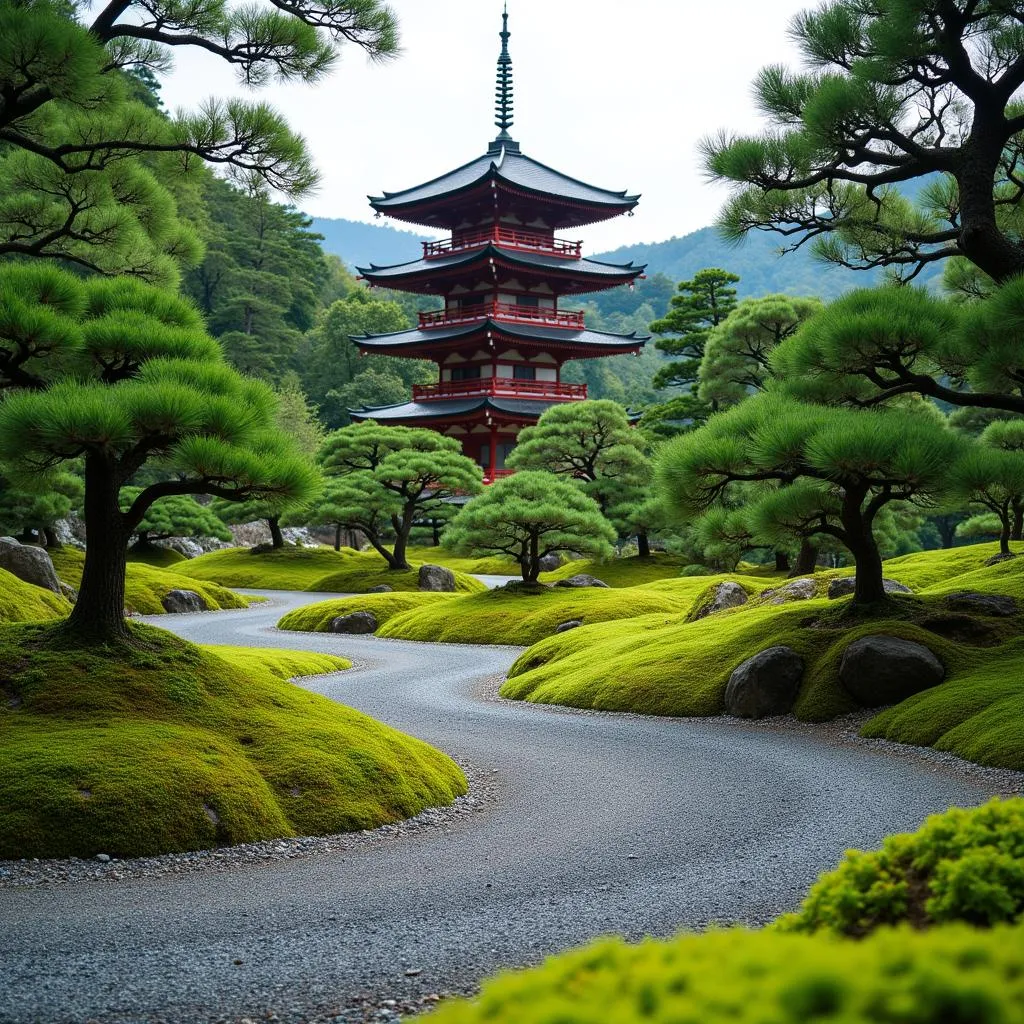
[0, 567, 70, 623]
[775, 798, 1024, 935]
[425, 923, 1024, 1024]
[406, 546, 520, 575]
[51, 547, 249, 614]
[0, 622, 465, 858]
[126, 546, 188, 568]
[309, 554, 486, 595]
[880, 541, 1024, 590]
[539, 553, 698, 587]
[176, 545, 356, 590]
[278, 592, 456, 633]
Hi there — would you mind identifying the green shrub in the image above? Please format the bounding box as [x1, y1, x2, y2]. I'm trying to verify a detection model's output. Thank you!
[775, 798, 1024, 936]
[425, 923, 1024, 1024]
[680, 563, 712, 577]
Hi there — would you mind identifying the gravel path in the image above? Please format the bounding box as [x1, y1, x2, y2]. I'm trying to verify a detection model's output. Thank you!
[1, 589, 1020, 1024]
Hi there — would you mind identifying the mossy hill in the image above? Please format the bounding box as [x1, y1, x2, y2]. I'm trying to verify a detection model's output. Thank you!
[0, 623, 466, 859]
[0, 567, 70, 623]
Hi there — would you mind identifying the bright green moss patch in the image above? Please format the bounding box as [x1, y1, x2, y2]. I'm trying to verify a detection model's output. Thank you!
[177, 545, 356, 589]
[309, 555, 486, 595]
[920, 554, 1024, 601]
[278, 592, 456, 633]
[126, 546, 188, 568]
[776, 798, 1024, 936]
[205, 645, 352, 677]
[51, 547, 248, 614]
[881, 541, 1023, 590]
[0, 567, 70, 623]
[0, 622, 465, 859]
[539, 553, 697, 588]
[426, 922, 1024, 1024]
[406, 546, 519, 575]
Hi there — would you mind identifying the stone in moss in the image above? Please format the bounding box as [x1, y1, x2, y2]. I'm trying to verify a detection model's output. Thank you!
[839, 635, 945, 707]
[725, 646, 804, 719]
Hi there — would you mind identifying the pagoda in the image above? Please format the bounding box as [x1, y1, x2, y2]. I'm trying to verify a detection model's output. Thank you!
[351, 9, 647, 481]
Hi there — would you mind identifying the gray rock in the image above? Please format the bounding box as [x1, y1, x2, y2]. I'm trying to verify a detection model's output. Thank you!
[538, 554, 562, 573]
[161, 589, 209, 614]
[0, 537, 62, 594]
[724, 646, 805, 719]
[827, 576, 912, 599]
[765, 578, 817, 604]
[691, 581, 748, 620]
[839, 635, 945, 707]
[59, 582, 77, 604]
[158, 538, 203, 559]
[95, 853, 111, 863]
[368, 584, 394, 594]
[555, 619, 583, 634]
[944, 591, 1018, 617]
[418, 564, 456, 592]
[553, 574, 610, 589]
[328, 611, 378, 634]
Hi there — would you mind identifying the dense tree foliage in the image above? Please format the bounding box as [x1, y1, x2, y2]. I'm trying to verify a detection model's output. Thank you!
[122, 489, 231, 551]
[445, 471, 616, 583]
[0, 470, 81, 547]
[705, 0, 1024, 283]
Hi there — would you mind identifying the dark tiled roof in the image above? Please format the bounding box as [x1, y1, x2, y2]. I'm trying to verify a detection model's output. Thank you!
[352, 319, 649, 350]
[357, 244, 644, 282]
[350, 396, 563, 421]
[369, 146, 639, 213]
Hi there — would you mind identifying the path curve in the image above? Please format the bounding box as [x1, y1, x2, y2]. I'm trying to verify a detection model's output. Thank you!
[0, 590, 1013, 1024]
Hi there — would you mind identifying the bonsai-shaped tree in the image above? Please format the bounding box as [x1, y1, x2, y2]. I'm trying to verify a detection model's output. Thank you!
[948, 447, 1024, 561]
[120, 490, 232, 552]
[657, 395, 963, 604]
[0, 266, 318, 641]
[317, 422, 483, 570]
[0, 470, 82, 547]
[444, 471, 617, 584]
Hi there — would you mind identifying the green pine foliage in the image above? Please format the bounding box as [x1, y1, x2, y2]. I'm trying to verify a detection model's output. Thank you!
[0, 470, 82, 544]
[444, 471, 617, 583]
[121, 489, 231, 550]
[776, 799, 1024, 935]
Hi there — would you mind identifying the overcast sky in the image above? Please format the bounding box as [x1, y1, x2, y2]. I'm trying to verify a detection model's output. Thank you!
[159, 1, 811, 252]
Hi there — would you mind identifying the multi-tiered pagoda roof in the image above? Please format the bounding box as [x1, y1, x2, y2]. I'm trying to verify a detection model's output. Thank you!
[350, 10, 647, 480]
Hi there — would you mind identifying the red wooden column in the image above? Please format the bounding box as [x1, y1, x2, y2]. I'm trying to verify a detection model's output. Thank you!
[488, 428, 498, 484]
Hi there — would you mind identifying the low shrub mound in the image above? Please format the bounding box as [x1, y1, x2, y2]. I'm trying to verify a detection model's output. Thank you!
[425, 923, 1024, 1024]
[309, 556, 486, 595]
[539, 554, 697, 588]
[177, 545, 355, 590]
[0, 623, 466, 858]
[0, 567, 70, 623]
[278, 592, 456, 633]
[51, 548, 248, 614]
[126, 546, 189, 568]
[776, 798, 1024, 935]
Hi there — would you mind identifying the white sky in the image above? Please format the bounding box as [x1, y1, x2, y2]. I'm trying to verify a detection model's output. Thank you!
[159, 1, 809, 252]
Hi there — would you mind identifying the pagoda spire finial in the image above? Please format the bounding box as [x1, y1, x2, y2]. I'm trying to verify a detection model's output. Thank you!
[493, 4, 514, 143]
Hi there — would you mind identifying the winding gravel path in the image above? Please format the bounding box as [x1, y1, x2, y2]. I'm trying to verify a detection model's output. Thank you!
[0, 589, 1019, 1024]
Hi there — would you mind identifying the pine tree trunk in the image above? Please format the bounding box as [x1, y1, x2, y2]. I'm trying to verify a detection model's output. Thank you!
[432, 520, 441, 546]
[390, 532, 412, 571]
[522, 533, 541, 583]
[842, 489, 887, 606]
[790, 539, 818, 577]
[334, 524, 342, 552]
[637, 531, 651, 559]
[62, 454, 131, 642]
[43, 526, 61, 549]
[1000, 515, 1012, 557]
[1012, 500, 1023, 543]
[267, 516, 285, 549]
[774, 550, 790, 573]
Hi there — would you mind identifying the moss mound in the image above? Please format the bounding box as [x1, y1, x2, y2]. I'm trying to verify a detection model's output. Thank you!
[881, 541, 1024, 591]
[278, 592, 457, 633]
[539, 553, 698, 588]
[51, 547, 248, 614]
[126, 546, 188, 568]
[177, 545, 355, 590]
[0, 623, 466, 858]
[406, 546, 520, 575]
[775, 798, 1024, 936]
[0, 567, 70, 623]
[309, 555, 486, 595]
[426, 922, 1024, 1024]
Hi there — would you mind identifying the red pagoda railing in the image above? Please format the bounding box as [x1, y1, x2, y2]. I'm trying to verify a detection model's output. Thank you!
[412, 378, 588, 402]
[483, 468, 516, 484]
[418, 301, 585, 331]
[423, 227, 582, 260]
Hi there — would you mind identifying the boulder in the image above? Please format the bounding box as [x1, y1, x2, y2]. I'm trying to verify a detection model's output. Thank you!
[159, 538, 204, 559]
[0, 538, 63, 594]
[827, 577, 912, 600]
[538, 554, 562, 573]
[328, 611, 378, 634]
[161, 589, 209, 614]
[59, 582, 77, 604]
[764, 578, 817, 604]
[690, 581, 748, 620]
[368, 584, 394, 594]
[418, 564, 456, 592]
[724, 646, 804, 719]
[553, 574, 610, 589]
[944, 591, 1019, 618]
[839, 636, 945, 707]
[555, 619, 583, 634]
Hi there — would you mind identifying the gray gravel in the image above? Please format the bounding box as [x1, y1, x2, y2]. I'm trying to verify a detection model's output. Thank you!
[1, 588, 1020, 1024]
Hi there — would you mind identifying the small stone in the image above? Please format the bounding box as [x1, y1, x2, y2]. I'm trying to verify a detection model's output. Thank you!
[368, 584, 394, 593]
[839, 635, 945, 707]
[537, 554, 562, 572]
[553, 574, 609, 589]
[724, 646, 804, 719]
[405, 968, 422, 976]
[826, 577, 912, 600]
[418, 564, 456, 592]
[690, 581, 748, 620]
[161, 589, 209, 614]
[0, 537, 63, 594]
[944, 591, 1018, 617]
[95, 853, 111, 863]
[555, 619, 583, 634]
[328, 611, 378, 634]
[767, 578, 817, 604]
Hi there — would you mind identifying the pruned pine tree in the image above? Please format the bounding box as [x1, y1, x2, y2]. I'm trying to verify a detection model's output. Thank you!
[444, 472, 616, 584]
[0, 470, 82, 547]
[657, 395, 962, 604]
[948, 448, 1024, 560]
[317, 422, 483, 570]
[0, 266, 318, 641]
[704, 0, 1024, 283]
[212, 497, 291, 550]
[121, 489, 231, 551]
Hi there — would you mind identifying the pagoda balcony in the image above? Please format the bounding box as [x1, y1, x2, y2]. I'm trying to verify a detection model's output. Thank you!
[423, 227, 582, 260]
[412, 378, 588, 402]
[418, 301, 585, 331]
